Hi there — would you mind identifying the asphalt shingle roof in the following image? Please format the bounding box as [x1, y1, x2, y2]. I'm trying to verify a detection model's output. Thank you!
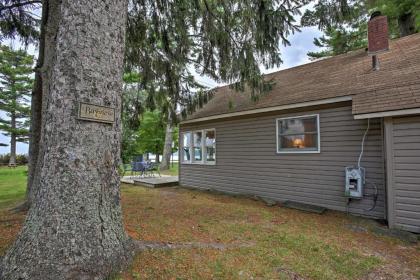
[186, 33, 420, 121]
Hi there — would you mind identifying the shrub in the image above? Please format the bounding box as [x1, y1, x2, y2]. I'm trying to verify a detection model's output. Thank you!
[16, 154, 29, 165]
[0, 154, 29, 165]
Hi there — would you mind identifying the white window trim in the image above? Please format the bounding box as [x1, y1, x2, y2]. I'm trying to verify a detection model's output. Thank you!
[203, 129, 216, 165]
[181, 131, 192, 163]
[192, 130, 204, 164]
[181, 129, 216, 165]
[276, 114, 321, 154]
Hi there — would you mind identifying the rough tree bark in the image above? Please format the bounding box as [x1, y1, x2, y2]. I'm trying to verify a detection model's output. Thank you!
[160, 112, 173, 171]
[8, 113, 16, 166]
[1, 0, 133, 279]
[25, 0, 48, 208]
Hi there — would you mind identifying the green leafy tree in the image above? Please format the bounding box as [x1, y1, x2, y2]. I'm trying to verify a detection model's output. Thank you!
[121, 71, 181, 167]
[0, 45, 33, 166]
[172, 125, 179, 155]
[302, 0, 419, 59]
[137, 110, 166, 163]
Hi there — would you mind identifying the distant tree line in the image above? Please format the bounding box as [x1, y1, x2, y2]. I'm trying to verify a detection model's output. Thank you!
[0, 153, 28, 165]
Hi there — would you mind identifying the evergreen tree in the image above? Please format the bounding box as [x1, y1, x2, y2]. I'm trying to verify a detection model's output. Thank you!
[374, 0, 419, 36]
[125, 0, 306, 120]
[122, 72, 147, 163]
[1, 1, 131, 278]
[0, 45, 33, 166]
[0, 0, 343, 278]
[1, 0, 42, 209]
[306, 24, 367, 60]
[302, 0, 419, 59]
[125, 0, 307, 170]
[0, 0, 41, 45]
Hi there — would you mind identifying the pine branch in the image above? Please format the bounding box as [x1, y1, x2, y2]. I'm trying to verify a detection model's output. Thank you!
[0, 1, 42, 13]
[202, 0, 241, 49]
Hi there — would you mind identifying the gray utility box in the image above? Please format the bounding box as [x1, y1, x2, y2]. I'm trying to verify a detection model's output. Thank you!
[345, 167, 365, 199]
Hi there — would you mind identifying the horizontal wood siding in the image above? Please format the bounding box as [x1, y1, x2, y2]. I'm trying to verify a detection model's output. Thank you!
[390, 116, 420, 232]
[180, 105, 386, 218]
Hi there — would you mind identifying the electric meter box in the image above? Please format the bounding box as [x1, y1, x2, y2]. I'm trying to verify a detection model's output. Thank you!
[345, 167, 365, 199]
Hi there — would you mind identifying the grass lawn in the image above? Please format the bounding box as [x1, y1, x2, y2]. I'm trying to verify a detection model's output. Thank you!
[1, 167, 420, 279]
[0, 166, 27, 209]
[0, 166, 28, 258]
[160, 162, 178, 176]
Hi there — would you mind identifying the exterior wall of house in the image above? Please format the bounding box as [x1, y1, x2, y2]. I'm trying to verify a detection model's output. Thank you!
[385, 115, 420, 233]
[180, 103, 386, 219]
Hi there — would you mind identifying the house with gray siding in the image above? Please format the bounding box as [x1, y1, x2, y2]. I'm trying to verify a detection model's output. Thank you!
[179, 33, 420, 233]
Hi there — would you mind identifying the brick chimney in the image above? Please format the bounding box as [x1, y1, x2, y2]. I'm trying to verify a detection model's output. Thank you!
[368, 12, 389, 70]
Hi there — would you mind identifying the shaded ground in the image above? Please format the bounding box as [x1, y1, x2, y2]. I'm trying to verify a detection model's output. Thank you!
[0, 166, 419, 279]
[120, 186, 420, 280]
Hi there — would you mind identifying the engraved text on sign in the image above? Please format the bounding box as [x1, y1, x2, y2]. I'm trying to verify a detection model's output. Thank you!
[78, 102, 115, 124]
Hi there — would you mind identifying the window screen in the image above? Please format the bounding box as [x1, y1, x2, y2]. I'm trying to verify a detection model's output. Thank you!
[277, 115, 319, 152]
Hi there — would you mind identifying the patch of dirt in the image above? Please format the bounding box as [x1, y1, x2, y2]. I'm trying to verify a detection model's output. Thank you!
[355, 235, 420, 279]
[276, 266, 307, 280]
[0, 210, 26, 256]
[360, 264, 419, 280]
[134, 240, 255, 251]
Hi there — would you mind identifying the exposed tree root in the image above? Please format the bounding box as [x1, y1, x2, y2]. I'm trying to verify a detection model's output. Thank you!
[9, 200, 30, 213]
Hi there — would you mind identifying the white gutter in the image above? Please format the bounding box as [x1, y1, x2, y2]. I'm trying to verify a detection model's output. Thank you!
[354, 108, 420, 119]
[181, 96, 352, 124]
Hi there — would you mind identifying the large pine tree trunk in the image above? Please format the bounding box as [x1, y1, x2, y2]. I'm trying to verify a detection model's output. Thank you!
[26, 0, 48, 208]
[160, 112, 173, 171]
[1, 0, 132, 279]
[8, 113, 16, 166]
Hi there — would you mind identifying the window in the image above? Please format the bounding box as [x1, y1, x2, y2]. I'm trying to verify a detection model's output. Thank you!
[276, 114, 320, 153]
[205, 129, 216, 162]
[181, 129, 216, 164]
[193, 131, 203, 161]
[182, 132, 192, 162]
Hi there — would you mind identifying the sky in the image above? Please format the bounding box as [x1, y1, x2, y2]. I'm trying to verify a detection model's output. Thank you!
[193, 26, 323, 88]
[0, 21, 323, 155]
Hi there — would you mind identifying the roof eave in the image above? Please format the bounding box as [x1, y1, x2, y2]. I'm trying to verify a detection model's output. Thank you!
[181, 96, 353, 124]
[354, 108, 420, 119]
